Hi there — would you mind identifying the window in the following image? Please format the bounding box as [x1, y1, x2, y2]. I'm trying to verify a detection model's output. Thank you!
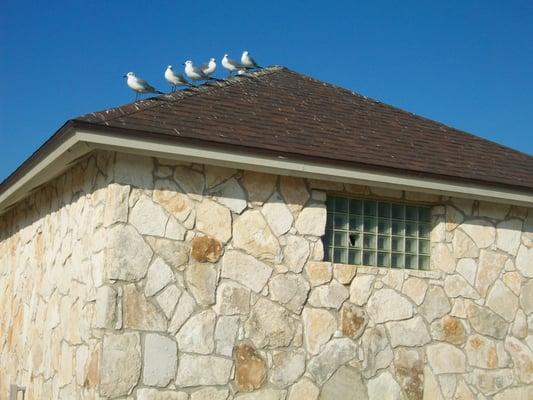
[323, 196, 431, 270]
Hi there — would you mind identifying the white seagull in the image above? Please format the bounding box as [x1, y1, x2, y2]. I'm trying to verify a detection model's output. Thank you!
[221, 54, 242, 75]
[241, 50, 261, 69]
[200, 58, 217, 78]
[165, 65, 192, 91]
[123, 72, 163, 100]
[184, 60, 212, 82]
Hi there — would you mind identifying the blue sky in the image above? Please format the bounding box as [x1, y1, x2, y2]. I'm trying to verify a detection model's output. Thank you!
[1, 0, 532, 181]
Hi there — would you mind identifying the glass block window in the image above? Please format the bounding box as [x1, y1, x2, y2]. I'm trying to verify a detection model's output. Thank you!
[324, 196, 431, 270]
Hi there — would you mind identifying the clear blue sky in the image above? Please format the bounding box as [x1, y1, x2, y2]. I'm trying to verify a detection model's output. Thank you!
[1, 0, 532, 181]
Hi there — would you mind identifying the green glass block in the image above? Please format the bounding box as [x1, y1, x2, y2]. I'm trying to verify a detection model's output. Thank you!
[364, 200, 377, 216]
[326, 246, 333, 261]
[363, 234, 377, 249]
[378, 218, 391, 234]
[419, 255, 430, 270]
[405, 221, 418, 237]
[405, 254, 417, 269]
[419, 207, 431, 222]
[391, 220, 404, 235]
[326, 213, 334, 229]
[405, 238, 417, 253]
[349, 232, 363, 248]
[348, 249, 362, 265]
[406, 206, 418, 221]
[334, 213, 348, 230]
[391, 253, 404, 268]
[392, 204, 404, 219]
[419, 239, 430, 255]
[334, 231, 348, 247]
[326, 197, 335, 210]
[334, 248, 348, 264]
[323, 230, 333, 247]
[349, 199, 363, 215]
[364, 217, 377, 233]
[419, 223, 431, 238]
[391, 236, 404, 252]
[378, 202, 391, 218]
[377, 235, 390, 251]
[349, 215, 362, 231]
[363, 251, 376, 266]
[335, 197, 348, 213]
[377, 252, 390, 267]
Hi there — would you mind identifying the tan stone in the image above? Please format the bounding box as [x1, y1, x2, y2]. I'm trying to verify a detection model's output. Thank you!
[444, 274, 480, 299]
[270, 348, 306, 387]
[393, 349, 423, 400]
[176, 310, 216, 354]
[431, 243, 455, 273]
[153, 179, 194, 222]
[269, 273, 310, 314]
[496, 219, 523, 255]
[460, 219, 496, 248]
[288, 378, 320, 400]
[465, 334, 498, 369]
[333, 263, 357, 284]
[486, 280, 519, 322]
[478, 201, 510, 220]
[419, 286, 451, 323]
[175, 354, 232, 387]
[475, 249, 507, 297]
[445, 205, 464, 231]
[210, 177, 248, 213]
[367, 288, 413, 323]
[191, 236, 222, 263]
[302, 307, 337, 355]
[123, 284, 166, 331]
[493, 386, 533, 400]
[430, 316, 466, 345]
[221, 250, 273, 293]
[504, 337, 533, 384]
[305, 261, 332, 287]
[262, 191, 294, 236]
[472, 368, 514, 396]
[185, 263, 218, 306]
[295, 204, 327, 236]
[233, 210, 281, 261]
[456, 258, 477, 286]
[215, 281, 251, 315]
[205, 165, 237, 188]
[453, 229, 479, 258]
[196, 199, 232, 243]
[280, 176, 310, 216]
[145, 236, 189, 270]
[467, 303, 508, 339]
[283, 235, 310, 273]
[174, 166, 204, 199]
[401, 277, 428, 305]
[516, 244, 533, 277]
[308, 279, 349, 309]
[427, 343, 466, 374]
[241, 170, 277, 205]
[340, 302, 368, 339]
[386, 316, 430, 347]
[234, 343, 267, 392]
[103, 183, 129, 226]
[502, 271, 522, 296]
[521, 279, 533, 314]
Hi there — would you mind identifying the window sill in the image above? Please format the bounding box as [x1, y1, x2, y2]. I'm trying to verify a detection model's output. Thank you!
[331, 262, 444, 280]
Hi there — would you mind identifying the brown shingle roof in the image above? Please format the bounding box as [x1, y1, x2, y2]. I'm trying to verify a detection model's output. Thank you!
[76, 66, 533, 192]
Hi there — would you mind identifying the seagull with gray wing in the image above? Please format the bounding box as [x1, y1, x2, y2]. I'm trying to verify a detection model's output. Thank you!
[221, 54, 242, 75]
[201, 58, 217, 78]
[241, 50, 261, 69]
[184, 60, 214, 82]
[165, 65, 192, 91]
[123, 72, 163, 100]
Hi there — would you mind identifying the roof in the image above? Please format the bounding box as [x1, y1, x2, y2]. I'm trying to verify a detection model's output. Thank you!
[75, 66, 533, 192]
[1, 66, 532, 213]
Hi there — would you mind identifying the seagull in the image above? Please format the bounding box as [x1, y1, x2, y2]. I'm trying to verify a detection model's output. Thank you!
[241, 50, 261, 69]
[184, 60, 213, 82]
[221, 54, 242, 75]
[123, 72, 163, 100]
[200, 58, 217, 78]
[165, 65, 192, 91]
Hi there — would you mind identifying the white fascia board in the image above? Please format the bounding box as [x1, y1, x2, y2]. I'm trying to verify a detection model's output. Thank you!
[76, 129, 533, 207]
[1, 127, 532, 215]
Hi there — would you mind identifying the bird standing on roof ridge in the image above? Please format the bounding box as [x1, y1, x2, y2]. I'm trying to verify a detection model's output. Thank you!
[184, 60, 213, 82]
[123, 72, 163, 101]
[165, 66, 192, 91]
[201, 58, 217, 78]
[241, 50, 261, 69]
[221, 54, 242, 75]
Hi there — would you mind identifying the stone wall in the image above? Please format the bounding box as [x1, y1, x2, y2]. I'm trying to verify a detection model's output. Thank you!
[1, 150, 532, 399]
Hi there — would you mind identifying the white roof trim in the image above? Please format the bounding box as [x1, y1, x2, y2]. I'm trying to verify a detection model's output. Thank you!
[1, 127, 532, 214]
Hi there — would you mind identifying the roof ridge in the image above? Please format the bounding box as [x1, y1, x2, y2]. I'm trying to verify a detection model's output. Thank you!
[76, 66, 286, 125]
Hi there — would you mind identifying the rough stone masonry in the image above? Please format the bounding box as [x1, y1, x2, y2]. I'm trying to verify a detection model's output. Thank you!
[0, 150, 532, 399]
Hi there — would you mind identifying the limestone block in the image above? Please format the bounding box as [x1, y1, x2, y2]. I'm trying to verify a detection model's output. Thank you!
[233, 210, 281, 261]
[215, 315, 240, 357]
[521, 279, 533, 314]
[467, 303, 508, 339]
[168, 291, 196, 333]
[280, 176, 310, 216]
[175, 354, 233, 387]
[176, 310, 216, 354]
[114, 152, 154, 189]
[221, 251, 273, 293]
[210, 177, 247, 214]
[288, 378, 319, 400]
[452, 229, 479, 258]
[95, 286, 117, 328]
[174, 166, 204, 200]
[444, 274, 480, 299]
[103, 183, 129, 226]
[106, 224, 153, 282]
[493, 386, 533, 400]
[367, 371, 402, 400]
[333, 263, 357, 285]
[196, 199, 232, 243]
[393, 348, 423, 400]
[144, 257, 175, 297]
[153, 179, 194, 223]
[367, 288, 413, 323]
[496, 219, 523, 255]
[214, 280, 251, 315]
[305, 261, 333, 287]
[427, 343, 466, 374]
[241, 170, 277, 205]
[308, 279, 349, 309]
[262, 192, 294, 236]
[486, 280, 519, 322]
[308, 338, 358, 385]
[156, 284, 181, 318]
[191, 236, 222, 263]
[504, 337, 533, 384]
[137, 388, 188, 400]
[205, 165, 237, 188]
[460, 219, 496, 248]
[191, 387, 230, 400]
[295, 204, 327, 236]
[465, 334, 498, 369]
[269, 273, 310, 313]
[386, 316, 430, 347]
[401, 277, 428, 305]
[235, 389, 285, 400]
[185, 263, 218, 306]
[145, 236, 189, 270]
[143, 334, 177, 387]
[320, 366, 368, 400]
[431, 243, 456, 273]
[302, 307, 337, 355]
[283, 235, 310, 273]
[472, 368, 513, 396]
[123, 284, 166, 331]
[340, 302, 368, 339]
[419, 286, 451, 323]
[270, 348, 306, 387]
[456, 258, 477, 287]
[516, 245, 533, 278]
[430, 316, 467, 345]
[244, 297, 297, 348]
[129, 194, 169, 237]
[100, 332, 141, 397]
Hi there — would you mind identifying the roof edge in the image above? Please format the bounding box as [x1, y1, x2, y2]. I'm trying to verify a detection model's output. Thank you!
[1, 124, 532, 215]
